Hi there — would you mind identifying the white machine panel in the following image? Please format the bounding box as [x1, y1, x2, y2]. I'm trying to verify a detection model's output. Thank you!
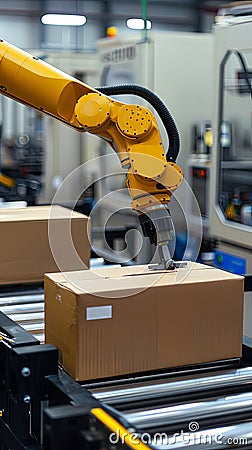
[210, 20, 252, 249]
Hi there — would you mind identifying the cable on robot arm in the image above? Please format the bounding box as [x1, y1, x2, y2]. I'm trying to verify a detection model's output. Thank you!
[95, 84, 180, 163]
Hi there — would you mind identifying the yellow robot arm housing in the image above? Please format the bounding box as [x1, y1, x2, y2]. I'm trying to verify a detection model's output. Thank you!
[0, 39, 183, 213]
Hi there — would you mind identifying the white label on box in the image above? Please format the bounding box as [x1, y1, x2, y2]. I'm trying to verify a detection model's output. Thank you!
[86, 305, 112, 321]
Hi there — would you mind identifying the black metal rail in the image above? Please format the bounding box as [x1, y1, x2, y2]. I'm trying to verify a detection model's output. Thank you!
[0, 312, 141, 450]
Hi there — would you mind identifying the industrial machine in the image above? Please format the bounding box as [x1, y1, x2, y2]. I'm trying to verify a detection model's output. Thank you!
[209, 3, 252, 338]
[96, 31, 214, 261]
[97, 31, 214, 178]
[0, 98, 43, 205]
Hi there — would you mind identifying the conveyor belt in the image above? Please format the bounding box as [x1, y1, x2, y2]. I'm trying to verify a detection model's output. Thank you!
[1, 277, 252, 449]
[90, 369, 252, 449]
[124, 390, 252, 430]
[0, 287, 45, 340]
[92, 366, 252, 406]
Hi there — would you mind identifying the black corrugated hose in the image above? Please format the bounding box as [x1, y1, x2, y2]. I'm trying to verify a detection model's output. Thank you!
[95, 84, 180, 163]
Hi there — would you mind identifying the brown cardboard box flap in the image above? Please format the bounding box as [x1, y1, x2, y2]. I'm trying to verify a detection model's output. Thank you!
[45, 262, 243, 296]
[45, 261, 211, 285]
[0, 205, 85, 221]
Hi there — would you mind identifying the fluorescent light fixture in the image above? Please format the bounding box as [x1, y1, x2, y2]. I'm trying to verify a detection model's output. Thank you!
[126, 18, 152, 30]
[41, 14, 86, 26]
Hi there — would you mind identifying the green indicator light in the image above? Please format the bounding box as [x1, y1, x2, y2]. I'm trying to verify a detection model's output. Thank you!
[217, 254, 223, 264]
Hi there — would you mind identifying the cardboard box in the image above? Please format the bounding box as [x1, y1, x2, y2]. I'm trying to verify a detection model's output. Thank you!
[0, 205, 89, 284]
[45, 263, 244, 381]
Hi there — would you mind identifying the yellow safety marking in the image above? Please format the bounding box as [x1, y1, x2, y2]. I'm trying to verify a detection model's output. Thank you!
[0, 332, 15, 344]
[91, 407, 151, 450]
[0, 173, 15, 188]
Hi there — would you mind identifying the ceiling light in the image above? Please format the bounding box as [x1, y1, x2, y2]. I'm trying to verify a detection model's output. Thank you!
[126, 18, 152, 30]
[41, 14, 86, 26]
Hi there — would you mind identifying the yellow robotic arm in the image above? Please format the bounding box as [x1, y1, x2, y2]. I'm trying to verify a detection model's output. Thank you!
[0, 39, 183, 269]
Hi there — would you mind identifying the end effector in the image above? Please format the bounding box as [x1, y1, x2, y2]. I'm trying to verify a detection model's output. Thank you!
[139, 205, 177, 270]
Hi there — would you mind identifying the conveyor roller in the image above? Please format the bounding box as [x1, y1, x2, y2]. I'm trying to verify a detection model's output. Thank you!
[93, 366, 252, 406]
[124, 391, 252, 431]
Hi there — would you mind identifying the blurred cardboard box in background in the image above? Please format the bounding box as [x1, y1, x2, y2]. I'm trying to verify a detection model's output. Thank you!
[0, 205, 89, 284]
